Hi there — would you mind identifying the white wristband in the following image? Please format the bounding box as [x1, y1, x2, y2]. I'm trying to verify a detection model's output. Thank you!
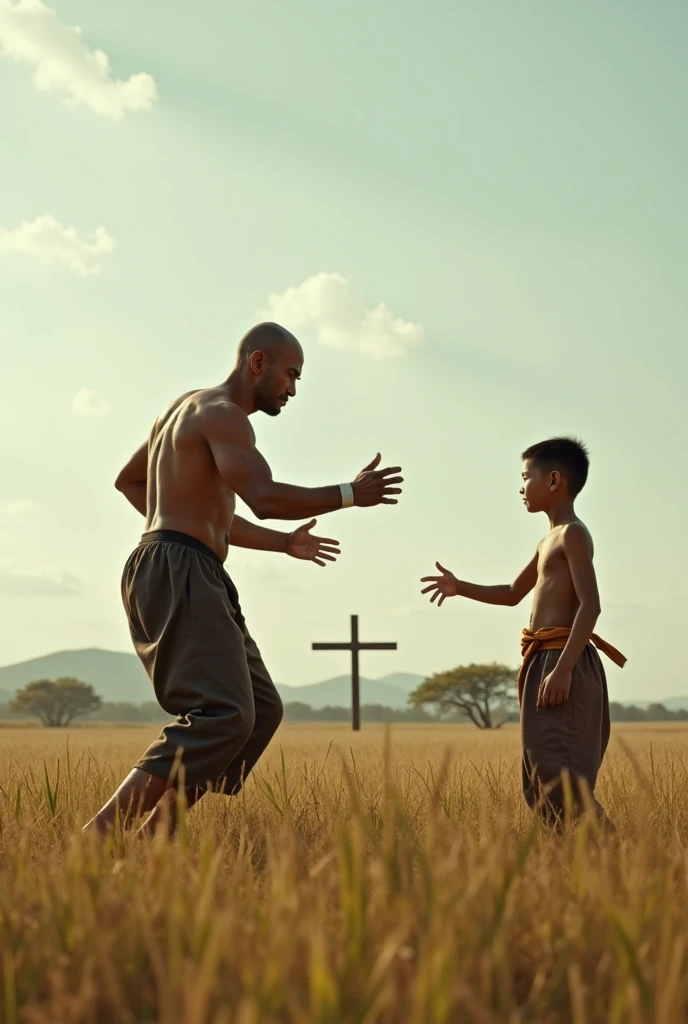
[339, 482, 355, 509]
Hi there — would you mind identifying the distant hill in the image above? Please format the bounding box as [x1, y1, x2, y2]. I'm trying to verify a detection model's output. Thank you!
[0, 650, 425, 710]
[373, 672, 426, 695]
[0, 649, 151, 704]
[1, 650, 686, 716]
[277, 673, 425, 710]
[661, 696, 688, 710]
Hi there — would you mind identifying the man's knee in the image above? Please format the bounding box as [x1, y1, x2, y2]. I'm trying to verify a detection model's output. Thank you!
[270, 692, 284, 730]
[254, 691, 283, 738]
[234, 702, 257, 747]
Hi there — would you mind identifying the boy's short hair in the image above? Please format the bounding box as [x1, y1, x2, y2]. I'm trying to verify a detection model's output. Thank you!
[521, 436, 590, 496]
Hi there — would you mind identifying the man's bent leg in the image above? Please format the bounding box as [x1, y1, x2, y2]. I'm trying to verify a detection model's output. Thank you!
[95, 539, 270, 837]
[136, 633, 280, 831]
[125, 543, 258, 795]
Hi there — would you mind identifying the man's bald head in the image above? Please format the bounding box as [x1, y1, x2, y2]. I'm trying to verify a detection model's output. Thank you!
[236, 322, 303, 367]
[236, 322, 304, 417]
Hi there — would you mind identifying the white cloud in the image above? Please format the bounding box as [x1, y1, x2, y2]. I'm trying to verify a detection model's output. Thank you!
[0, 562, 82, 596]
[265, 273, 425, 358]
[2, 500, 33, 516]
[72, 388, 109, 416]
[0, 215, 115, 275]
[0, 0, 157, 119]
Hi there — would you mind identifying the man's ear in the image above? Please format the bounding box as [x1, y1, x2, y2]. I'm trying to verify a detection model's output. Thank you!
[549, 470, 562, 492]
[248, 350, 265, 375]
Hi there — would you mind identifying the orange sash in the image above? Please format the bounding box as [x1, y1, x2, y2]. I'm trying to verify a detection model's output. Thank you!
[518, 626, 627, 705]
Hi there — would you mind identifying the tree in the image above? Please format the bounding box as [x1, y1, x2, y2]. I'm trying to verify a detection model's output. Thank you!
[646, 702, 672, 722]
[410, 663, 518, 729]
[10, 678, 102, 727]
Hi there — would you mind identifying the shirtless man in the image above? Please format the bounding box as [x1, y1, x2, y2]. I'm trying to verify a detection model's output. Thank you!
[420, 437, 625, 826]
[84, 322, 403, 837]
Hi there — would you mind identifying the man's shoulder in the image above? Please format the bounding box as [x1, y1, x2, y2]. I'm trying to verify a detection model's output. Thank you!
[191, 390, 254, 439]
[173, 387, 242, 417]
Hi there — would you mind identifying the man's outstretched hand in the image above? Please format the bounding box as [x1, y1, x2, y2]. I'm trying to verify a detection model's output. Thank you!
[420, 562, 461, 606]
[353, 453, 404, 507]
[287, 520, 341, 567]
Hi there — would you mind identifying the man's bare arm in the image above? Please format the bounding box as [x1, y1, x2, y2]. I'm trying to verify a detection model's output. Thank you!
[204, 404, 402, 520]
[229, 516, 289, 552]
[230, 515, 341, 566]
[555, 525, 601, 670]
[420, 553, 539, 607]
[115, 441, 148, 516]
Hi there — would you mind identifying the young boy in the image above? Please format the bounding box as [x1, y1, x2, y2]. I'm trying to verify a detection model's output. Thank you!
[420, 437, 626, 826]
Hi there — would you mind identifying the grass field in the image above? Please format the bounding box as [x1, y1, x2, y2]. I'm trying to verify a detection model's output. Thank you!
[2, 721, 688, 1023]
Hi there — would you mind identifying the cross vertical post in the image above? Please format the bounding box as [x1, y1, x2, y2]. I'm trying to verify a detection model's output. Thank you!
[351, 615, 360, 732]
[312, 615, 397, 731]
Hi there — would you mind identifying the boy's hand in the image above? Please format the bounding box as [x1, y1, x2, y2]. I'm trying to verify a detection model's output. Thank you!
[420, 562, 461, 606]
[537, 664, 573, 708]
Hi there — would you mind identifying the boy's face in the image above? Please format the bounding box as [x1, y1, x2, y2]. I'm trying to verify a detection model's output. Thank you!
[520, 459, 553, 513]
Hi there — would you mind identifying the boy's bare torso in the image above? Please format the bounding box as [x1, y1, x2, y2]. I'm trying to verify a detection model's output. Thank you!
[529, 520, 594, 631]
[145, 388, 242, 559]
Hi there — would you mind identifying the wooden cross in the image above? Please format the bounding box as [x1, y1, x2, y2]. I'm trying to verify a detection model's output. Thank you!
[312, 614, 398, 731]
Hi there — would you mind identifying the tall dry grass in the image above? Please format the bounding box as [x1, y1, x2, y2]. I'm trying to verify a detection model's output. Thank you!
[2, 722, 688, 1023]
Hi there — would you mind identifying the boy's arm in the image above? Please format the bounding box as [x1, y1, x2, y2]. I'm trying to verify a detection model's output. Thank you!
[420, 553, 538, 608]
[229, 515, 341, 567]
[203, 404, 402, 520]
[538, 525, 601, 707]
[115, 441, 148, 516]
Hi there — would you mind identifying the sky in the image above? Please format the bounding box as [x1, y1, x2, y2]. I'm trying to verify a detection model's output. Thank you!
[0, 0, 686, 701]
